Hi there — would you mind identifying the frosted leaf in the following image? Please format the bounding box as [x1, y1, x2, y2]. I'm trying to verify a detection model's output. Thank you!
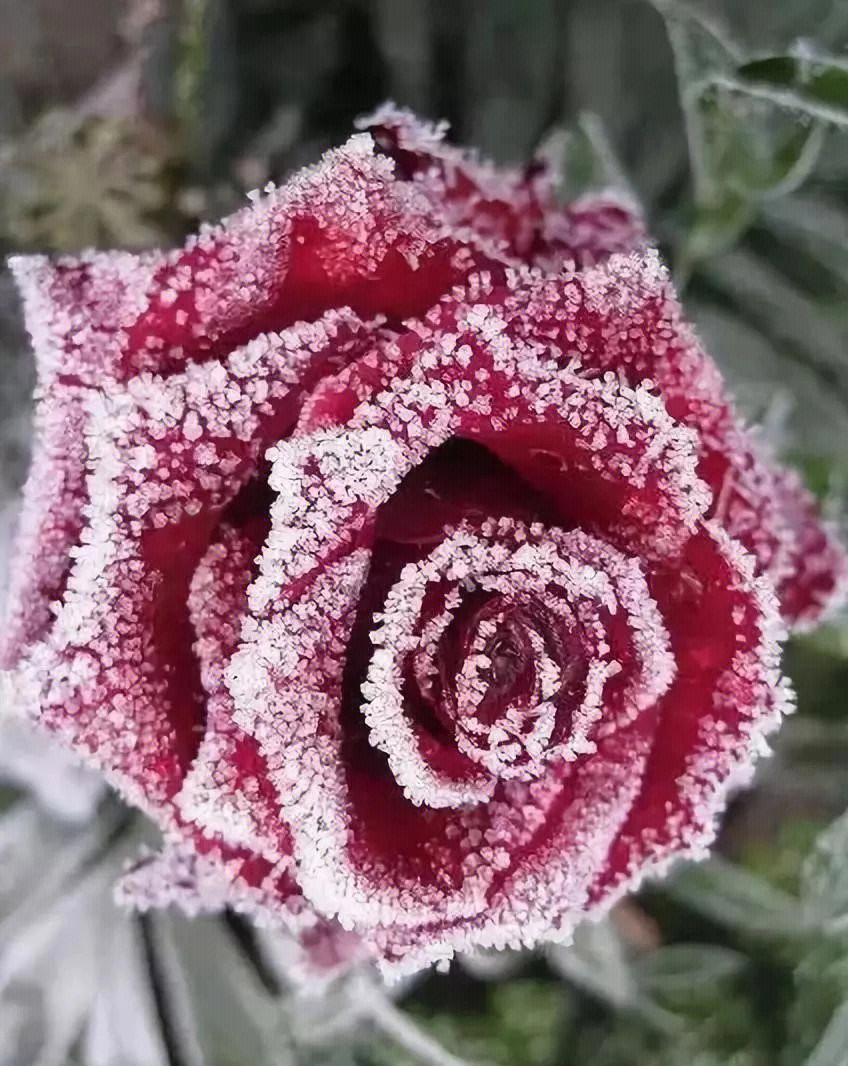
[0, 716, 104, 823]
[800, 811, 848, 932]
[0, 804, 169, 1066]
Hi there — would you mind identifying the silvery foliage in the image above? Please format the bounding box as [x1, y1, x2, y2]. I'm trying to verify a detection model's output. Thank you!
[0, 726, 444, 1066]
[0, 717, 482, 1066]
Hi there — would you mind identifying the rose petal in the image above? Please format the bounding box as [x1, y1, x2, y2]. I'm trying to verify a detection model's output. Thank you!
[431, 253, 848, 626]
[177, 520, 291, 862]
[225, 313, 727, 966]
[296, 287, 710, 562]
[5, 308, 373, 810]
[3, 253, 164, 666]
[589, 522, 792, 902]
[351, 515, 791, 972]
[0, 384, 89, 665]
[8, 252, 165, 387]
[359, 104, 646, 270]
[118, 837, 291, 919]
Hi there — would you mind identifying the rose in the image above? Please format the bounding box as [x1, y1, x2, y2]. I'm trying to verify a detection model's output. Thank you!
[3, 108, 845, 973]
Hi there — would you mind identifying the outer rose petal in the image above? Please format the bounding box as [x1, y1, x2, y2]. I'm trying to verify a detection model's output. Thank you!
[427, 254, 848, 627]
[1, 381, 89, 665]
[119, 835, 293, 921]
[4, 308, 375, 811]
[3, 253, 161, 665]
[359, 104, 646, 269]
[3, 292, 386, 963]
[118, 835, 364, 978]
[12, 135, 512, 387]
[589, 522, 791, 904]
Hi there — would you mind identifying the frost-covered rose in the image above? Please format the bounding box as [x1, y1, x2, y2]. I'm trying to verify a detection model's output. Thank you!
[2, 108, 846, 972]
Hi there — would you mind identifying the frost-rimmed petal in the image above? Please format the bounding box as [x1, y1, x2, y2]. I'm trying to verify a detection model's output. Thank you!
[116, 831, 365, 978]
[438, 252, 848, 627]
[1, 379, 90, 666]
[222, 305, 773, 970]
[358, 104, 646, 270]
[176, 521, 290, 862]
[118, 837, 292, 921]
[11, 135, 512, 383]
[3, 306, 374, 814]
[368, 522, 791, 973]
[2, 253, 163, 666]
[294, 290, 710, 566]
[587, 521, 793, 903]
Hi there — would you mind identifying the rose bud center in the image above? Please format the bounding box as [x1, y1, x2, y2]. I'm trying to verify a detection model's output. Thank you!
[359, 520, 665, 807]
[428, 594, 590, 778]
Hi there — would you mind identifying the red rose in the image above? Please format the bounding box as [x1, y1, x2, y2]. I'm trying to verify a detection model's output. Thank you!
[3, 108, 846, 973]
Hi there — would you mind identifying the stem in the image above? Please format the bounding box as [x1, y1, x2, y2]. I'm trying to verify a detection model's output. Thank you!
[361, 987, 481, 1066]
[664, 16, 715, 204]
[697, 73, 848, 129]
[728, 121, 826, 201]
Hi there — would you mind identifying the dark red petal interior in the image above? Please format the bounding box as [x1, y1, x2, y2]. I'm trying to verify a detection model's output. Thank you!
[118, 223, 502, 379]
[178, 498, 295, 861]
[591, 527, 780, 899]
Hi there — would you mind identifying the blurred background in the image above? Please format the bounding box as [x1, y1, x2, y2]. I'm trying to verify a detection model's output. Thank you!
[2, 2, 848, 1064]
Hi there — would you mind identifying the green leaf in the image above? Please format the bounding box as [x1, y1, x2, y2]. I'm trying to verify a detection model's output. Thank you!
[800, 813, 848, 933]
[679, 194, 758, 270]
[759, 193, 848, 292]
[176, 0, 240, 177]
[665, 857, 804, 937]
[689, 300, 848, 498]
[650, 1, 739, 205]
[381, 980, 574, 1066]
[654, 5, 830, 276]
[546, 919, 680, 1032]
[737, 53, 848, 115]
[694, 250, 848, 416]
[542, 113, 633, 202]
[804, 1001, 848, 1066]
[147, 913, 294, 1066]
[633, 945, 747, 1013]
[703, 72, 848, 130]
[546, 920, 635, 1009]
[738, 56, 798, 87]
